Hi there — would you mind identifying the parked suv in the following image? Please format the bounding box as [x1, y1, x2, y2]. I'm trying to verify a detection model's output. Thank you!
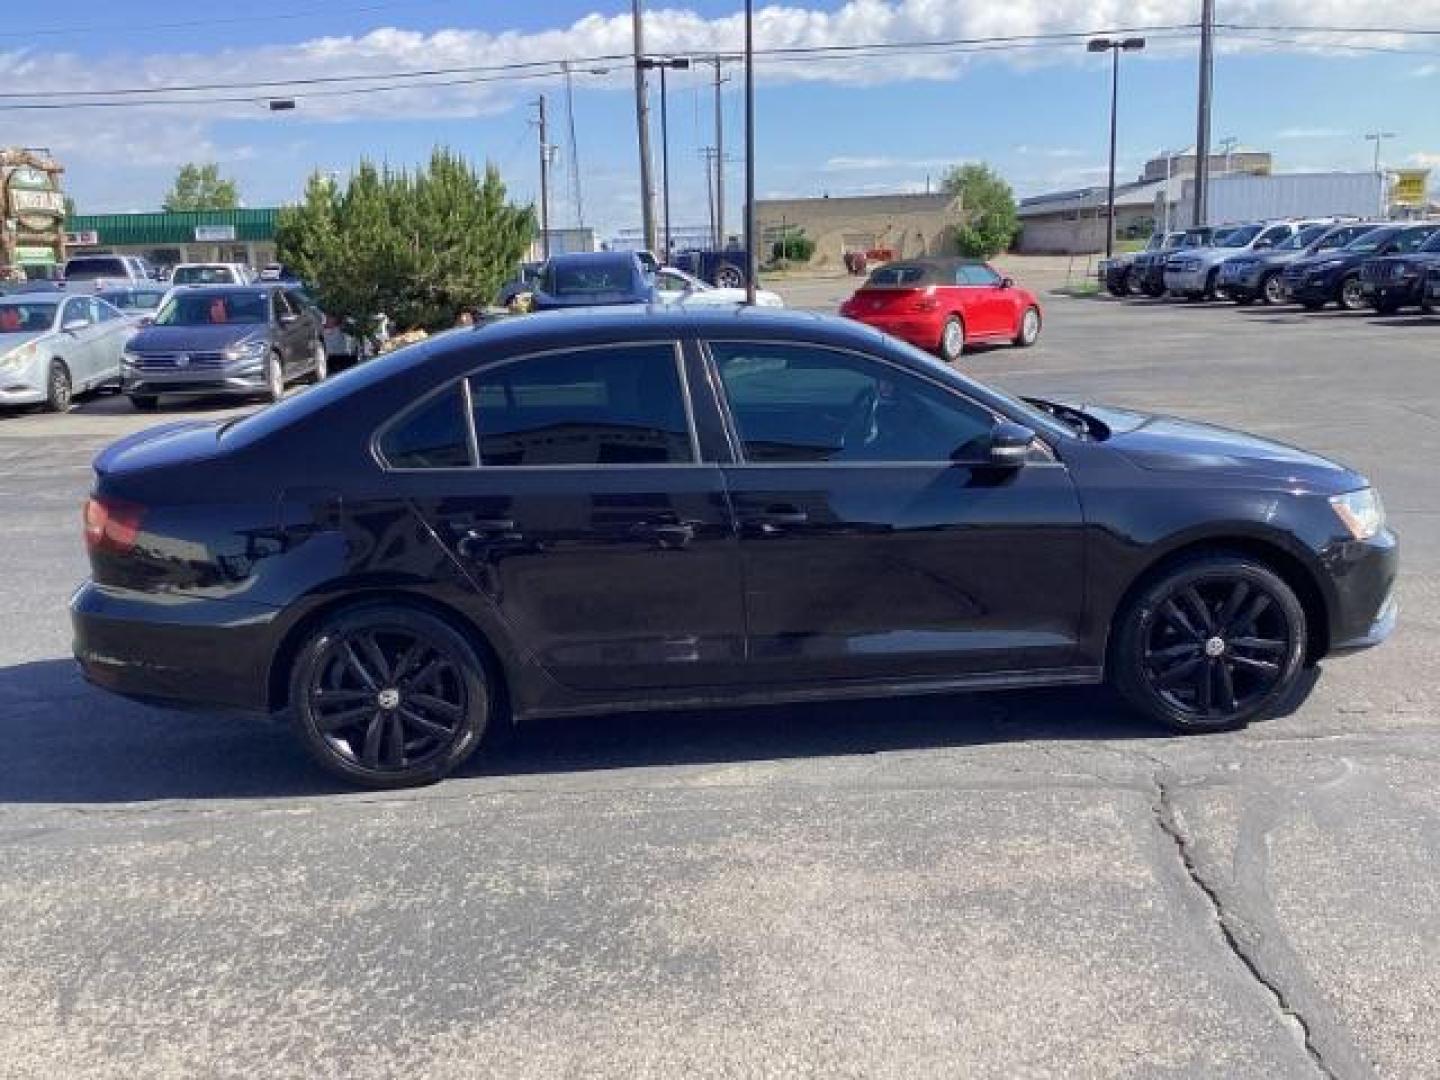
[1165, 221, 1316, 300]
[1099, 234, 1164, 296]
[119, 284, 325, 410]
[1132, 229, 1213, 297]
[62, 254, 151, 286]
[1359, 227, 1440, 313]
[1284, 223, 1440, 311]
[1218, 222, 1380, 305]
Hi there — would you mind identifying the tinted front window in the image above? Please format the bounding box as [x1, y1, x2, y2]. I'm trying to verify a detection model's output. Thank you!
[0, 301, 58, 332]
[470, 344, 692, 466]
[1217, 226, 1261, 247]
[959, 264, 1001, 286]
[379, 387, 472, 469]
[1394, 227, 1440, 254]
[156, 291, 269, 326]
[712, 342, 994, 464]
[1347, 228, 1398, 254]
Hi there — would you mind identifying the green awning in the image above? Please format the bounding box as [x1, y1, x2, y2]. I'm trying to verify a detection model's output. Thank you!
[66, 208, 280, 246]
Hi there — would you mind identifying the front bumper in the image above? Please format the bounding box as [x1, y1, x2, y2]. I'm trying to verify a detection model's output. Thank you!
[1283, 272, 1338, 303]
[1325, 528, 1400, 656]
[0, 380, 45, 405]
[71, 581, 279, 711]
[1360, 280, 1423, 307]
[1163, 268, 1210, 294]
[121, 364, 269, 398]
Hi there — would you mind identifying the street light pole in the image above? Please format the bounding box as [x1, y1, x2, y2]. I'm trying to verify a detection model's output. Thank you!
[536, 95, 551, 260]
[1366, 131, 1397, 217]
[1192, 0, 1215, 227]
[712, 55, 726, 250]
[1088, 37, 1145, 261]
[744, 0, 756, 305]
[630, 0, 657, 253]
[638, 57, 690, 261]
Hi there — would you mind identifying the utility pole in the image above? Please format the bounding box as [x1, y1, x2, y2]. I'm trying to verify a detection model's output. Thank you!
[1366, 131, 1396, 217]
[561, 61, 585, 228]
[700, 147, 717, 247]
[631, 0, 657, 253]
[744, 0, 756, 304]
[711, 55, 726, 249]
[1192, 0, 1215, 227]
[535, 95, 551, 259]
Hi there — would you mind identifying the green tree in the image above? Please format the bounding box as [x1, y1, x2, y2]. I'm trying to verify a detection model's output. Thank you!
[940, 163, 1019, 258]
[771, 230, 815, 263]
[276, 148, 535, 337]
[162, 163, 240, 212]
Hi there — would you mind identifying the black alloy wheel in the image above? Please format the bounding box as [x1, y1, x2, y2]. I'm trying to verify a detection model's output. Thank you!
[290, 605, 490, 787]
[1114, 556, 1306, 733]
[714, 264, 744, 289]
[46, 361, 72, 413]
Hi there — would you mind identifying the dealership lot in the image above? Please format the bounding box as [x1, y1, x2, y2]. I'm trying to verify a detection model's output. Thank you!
[2, 293, 1438, 1077]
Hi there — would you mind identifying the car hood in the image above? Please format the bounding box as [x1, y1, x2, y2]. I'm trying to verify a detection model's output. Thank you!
[127, 324, 268, 352]
[0, 330, 51, 353]
[1058, 401, 1364, 492]
[1252, 249, 1307, 267]
[1290, 252, 1361, 271]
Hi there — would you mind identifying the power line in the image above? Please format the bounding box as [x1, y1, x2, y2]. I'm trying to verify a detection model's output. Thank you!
[1216, 22, 1440, 36]
[0, 0, 459, 39]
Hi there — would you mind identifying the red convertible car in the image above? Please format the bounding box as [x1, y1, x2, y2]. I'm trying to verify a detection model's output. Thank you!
[839, 257, 1042, 363]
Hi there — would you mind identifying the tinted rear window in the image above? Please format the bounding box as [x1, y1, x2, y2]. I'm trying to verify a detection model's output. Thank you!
[64, 258, 127, 280]
[378, 387, 472, 469]
[543, 260, 638, 296]
[866, 264, 931, 287]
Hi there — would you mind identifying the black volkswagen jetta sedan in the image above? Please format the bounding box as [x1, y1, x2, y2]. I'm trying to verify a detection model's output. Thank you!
[72, 308, 1397, 788]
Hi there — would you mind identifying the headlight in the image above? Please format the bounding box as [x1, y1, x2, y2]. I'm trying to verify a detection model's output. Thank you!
[1329, 488, 1384, 540]
[121, 350, 139, 368]
[223, 340, 267, 363]
[0, 342, 36, 372]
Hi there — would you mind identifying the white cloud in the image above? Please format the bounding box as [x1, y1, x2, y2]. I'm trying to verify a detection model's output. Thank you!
[822, 155, 958, 171]
[1274, 127, 1346, 140]
[1408, 152, 1440, 168]
[1412, 64, 1439, 77]
[1013, 145, 1085, 158]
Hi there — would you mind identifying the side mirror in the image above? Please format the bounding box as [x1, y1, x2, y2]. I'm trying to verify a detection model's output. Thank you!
[62, 318, 90, 333]
[278, 312, 297, 326]
[999, 276, 1015, 289]
[987, 421, 1035, 467]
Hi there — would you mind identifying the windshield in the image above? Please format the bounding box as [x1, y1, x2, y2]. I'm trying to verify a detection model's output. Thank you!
[1216, 225, 1261, 248]
[155, 291, 269, 326]
[173, 266, 237, 285]
[0, 301, 58, 333]
[1393, 227, 1440, 254]
[100, 290, 167, 310]
[543, 260, 637, 295]
[1163, 233, 1185, 249]
[1182, 231, 1213, 247]
[1277, 226, 1325, 251]
[1346, 228, 1400, 254]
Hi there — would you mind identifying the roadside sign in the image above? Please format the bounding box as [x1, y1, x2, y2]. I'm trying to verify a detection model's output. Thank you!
[194, 225, 236, 241]
[65, 230, 100, 246]
[1392, 169, 1430, 207]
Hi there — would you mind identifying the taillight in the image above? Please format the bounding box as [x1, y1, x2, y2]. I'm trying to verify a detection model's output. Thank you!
[84, 496, 145, 554]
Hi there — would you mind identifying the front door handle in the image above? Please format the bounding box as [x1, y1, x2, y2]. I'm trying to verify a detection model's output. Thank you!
[740, 507, 809, 535]
[631, 521, 697, 549]
[453, 518, 522, 559]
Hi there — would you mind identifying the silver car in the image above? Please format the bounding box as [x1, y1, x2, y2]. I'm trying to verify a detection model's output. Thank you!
[0, 291, 137, 411]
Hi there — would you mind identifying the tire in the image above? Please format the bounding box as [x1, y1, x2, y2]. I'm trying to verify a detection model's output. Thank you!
[1338, 275, 1366, 312]
[129, 395, 159, 412]
[309, 338, 328, 383]
[1260, 272, 1285, 306]
[263, 350, 285, 403]
[714, 263, 744, 289]
[1202, 268, 1220, 300]
[938, 315, 965, 363]
[288, 604, 491, 788]
[1013, 305, 1041, 347]
[1106, 283, 1127, 298]
[1112, 555, 1307, 734]
[1142, 281, 1166, 299]
[45, 361, 72, 413]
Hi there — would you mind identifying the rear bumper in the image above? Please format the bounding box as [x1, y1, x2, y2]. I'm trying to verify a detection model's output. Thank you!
[71, 581, 279, 711]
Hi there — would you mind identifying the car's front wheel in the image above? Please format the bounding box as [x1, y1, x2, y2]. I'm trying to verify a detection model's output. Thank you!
[938, 315, 965, 363]
[1013, 305, 1041, 347]
[289, 604, 491, 788]
[45, 361, 72, 413]
[264, 350, 285, 403]
[1261, 272, 1285, 305]
[309, 338, 328, 383]
[1338, 275, 1366, 312]
[714, 263, 744, 289]
[1112, 555, 1307, 734]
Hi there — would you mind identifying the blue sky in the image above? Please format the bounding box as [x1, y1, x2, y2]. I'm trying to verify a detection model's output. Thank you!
[3, 1, 1437, 236]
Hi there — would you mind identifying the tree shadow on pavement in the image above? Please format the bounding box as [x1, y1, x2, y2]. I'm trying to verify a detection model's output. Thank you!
[0, 656, 1163, 805]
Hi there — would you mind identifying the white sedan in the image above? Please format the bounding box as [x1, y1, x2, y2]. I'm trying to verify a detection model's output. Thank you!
[655, 267, 784, 308]
[0, 291, 137, 412]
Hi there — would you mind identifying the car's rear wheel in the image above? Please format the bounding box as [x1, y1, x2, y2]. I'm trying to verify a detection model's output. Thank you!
[289, 605, 490, 788]
[1202, 268, 1220, 300]
[714, 263, 744, 289]
[1261, 272, 1285, 305]
[45, 361, 72, 413]
[1338, 276, 1366, 312]
[938, 315, 965, 363]
[1112, 555, 1307, 734]
[1142, 281, 1166, 298]
[1014, 306, 1041, 347]
[128, 395, 158, 411]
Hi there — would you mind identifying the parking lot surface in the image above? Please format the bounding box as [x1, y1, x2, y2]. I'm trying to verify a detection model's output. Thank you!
[2, 292, 1437, 1078]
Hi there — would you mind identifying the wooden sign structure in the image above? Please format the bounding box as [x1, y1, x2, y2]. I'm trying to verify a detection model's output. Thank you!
[1, 148, 68, 280]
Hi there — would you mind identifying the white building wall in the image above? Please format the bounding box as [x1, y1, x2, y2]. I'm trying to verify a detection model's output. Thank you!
[1175, 172, 1384, 227]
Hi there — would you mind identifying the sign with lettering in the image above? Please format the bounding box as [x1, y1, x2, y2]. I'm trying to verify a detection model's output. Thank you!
[194, 225, 237, 242]
[1392, 169, 1430, 208]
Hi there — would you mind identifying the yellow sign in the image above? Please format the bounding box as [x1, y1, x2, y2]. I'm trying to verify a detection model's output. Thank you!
[1392, 169, 1430, 207]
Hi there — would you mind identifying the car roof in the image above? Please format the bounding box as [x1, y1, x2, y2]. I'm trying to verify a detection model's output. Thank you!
[167, 282, 284, 293]
[0, 289, 65, 301]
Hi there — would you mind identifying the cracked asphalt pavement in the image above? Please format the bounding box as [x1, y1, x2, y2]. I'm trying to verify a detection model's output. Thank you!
[2, 291, 1437, 1078]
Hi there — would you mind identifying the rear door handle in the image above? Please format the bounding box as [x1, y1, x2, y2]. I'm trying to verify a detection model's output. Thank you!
[452, 518, 522, 558]
[740, 507, 809, 535]
[631, 521, 697, 549]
